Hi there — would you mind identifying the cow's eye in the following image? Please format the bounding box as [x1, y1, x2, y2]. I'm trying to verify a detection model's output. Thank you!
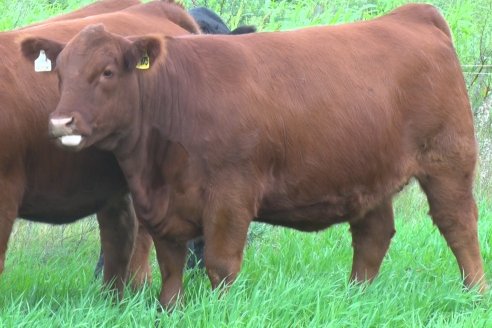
[102, 69, 113, 78]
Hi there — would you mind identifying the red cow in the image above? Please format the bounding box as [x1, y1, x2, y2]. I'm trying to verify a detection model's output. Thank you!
[23, 4, 486, 308]
[1, 0, 199, 296]
[6, 0, 140, 285]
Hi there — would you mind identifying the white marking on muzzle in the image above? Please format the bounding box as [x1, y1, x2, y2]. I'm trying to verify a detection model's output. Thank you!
[60, 135, 82, 147]
[51, 117, 73, 127]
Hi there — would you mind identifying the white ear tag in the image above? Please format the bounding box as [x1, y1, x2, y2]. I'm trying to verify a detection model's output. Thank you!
[34, 50, 52, 72]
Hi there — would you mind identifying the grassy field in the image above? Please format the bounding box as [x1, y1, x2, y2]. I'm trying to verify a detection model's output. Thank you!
[1, 0, 492, 326]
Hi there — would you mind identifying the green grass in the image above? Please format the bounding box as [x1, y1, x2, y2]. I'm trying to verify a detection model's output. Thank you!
[1, 0, 492, 326]
[2, 192, 492, 326]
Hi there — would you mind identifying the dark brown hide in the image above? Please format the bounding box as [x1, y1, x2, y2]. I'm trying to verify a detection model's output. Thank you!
[41, 3, 485, 308]
[1, 0, 199, 295]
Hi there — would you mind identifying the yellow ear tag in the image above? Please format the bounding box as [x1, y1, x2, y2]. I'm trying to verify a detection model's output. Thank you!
[136, 54, 150, 70]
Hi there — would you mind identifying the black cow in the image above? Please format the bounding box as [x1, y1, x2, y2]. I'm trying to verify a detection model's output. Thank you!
[189, 7, 256, 35]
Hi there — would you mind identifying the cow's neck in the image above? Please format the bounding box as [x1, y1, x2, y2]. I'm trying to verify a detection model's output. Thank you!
[114, 70, 187, 225]
[114, 75, 171, 224]
[114, 45, 198, 226]
[139, 38, 209, 142]
[115, 127, 179, 229]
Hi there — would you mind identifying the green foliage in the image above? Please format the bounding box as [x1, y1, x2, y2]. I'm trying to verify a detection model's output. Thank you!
[0, 0, 491, 326]
[1, 202, 492, 326]
[182, 0, 491, 108]
[0, 0, 94, 30]
[1, 0, 490, 106]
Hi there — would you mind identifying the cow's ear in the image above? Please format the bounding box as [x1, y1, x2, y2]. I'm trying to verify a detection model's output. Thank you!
[20, 37, 65, 70]
[124, 35, 165, 71]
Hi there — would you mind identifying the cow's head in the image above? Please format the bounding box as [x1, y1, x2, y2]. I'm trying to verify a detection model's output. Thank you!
[20, 24, 164, 151]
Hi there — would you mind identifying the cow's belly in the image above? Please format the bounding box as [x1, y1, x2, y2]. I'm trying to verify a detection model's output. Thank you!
[257, 192, 372, 231]
[256, 201, 349, 232]
[256, 167, 413, 231]
[18, 147, 127, 223]
[19, 186, 125, 223]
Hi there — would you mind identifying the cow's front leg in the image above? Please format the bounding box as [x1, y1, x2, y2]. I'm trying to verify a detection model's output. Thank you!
[0, 210, 16, 276]
[154, 237, 187, 310]
[94, 220, 153, 290]
[129, 222, 153, 289]
[349, 200, 395, 282]
[203, 205, 252, 289]
[0, 168, 24, 275]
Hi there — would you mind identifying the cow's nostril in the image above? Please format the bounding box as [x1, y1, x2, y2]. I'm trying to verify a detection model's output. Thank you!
[49, 116, 76, 137]
[51, 116, 74, 128]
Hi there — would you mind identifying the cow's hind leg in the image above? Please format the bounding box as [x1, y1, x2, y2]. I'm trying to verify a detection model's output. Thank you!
[93, 246, 104, 278]
[418, 169, 486, 291]
[187, 237, 205, 269]
[349, 200, 395, 282]
[96, 194, 138, 296]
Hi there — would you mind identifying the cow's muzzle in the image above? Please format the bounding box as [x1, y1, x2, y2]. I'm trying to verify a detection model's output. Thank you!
[49, 116, 83, 147]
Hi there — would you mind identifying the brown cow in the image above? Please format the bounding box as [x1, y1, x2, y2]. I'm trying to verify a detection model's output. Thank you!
[24, 3, 486, 308]
[1, 0, 199, 296]
[8, 0, 141, 285]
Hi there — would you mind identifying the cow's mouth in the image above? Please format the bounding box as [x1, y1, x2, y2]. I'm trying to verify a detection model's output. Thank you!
[49, 116, 90, 149]
[58, 134, 84, 147]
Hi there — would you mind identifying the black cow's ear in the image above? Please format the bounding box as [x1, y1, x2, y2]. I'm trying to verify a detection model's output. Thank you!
[20, 37, 65, 70]
[124, 35, 165, 71]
